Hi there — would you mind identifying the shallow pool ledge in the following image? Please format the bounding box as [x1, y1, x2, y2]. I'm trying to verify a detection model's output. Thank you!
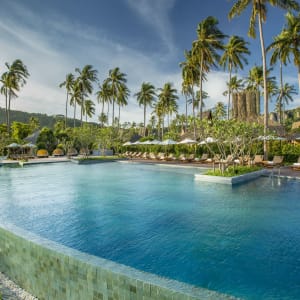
[195, 169, 268, 185]
[0, 223, 237, 300]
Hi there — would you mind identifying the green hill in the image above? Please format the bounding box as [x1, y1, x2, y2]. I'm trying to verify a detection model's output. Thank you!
[0, 108, 93, 128]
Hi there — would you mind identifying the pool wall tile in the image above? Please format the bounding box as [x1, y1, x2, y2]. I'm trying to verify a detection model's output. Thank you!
[0, 223, 237, 300]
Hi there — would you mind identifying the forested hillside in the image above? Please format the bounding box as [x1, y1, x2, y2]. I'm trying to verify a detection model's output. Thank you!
[0, 108, 92, 128]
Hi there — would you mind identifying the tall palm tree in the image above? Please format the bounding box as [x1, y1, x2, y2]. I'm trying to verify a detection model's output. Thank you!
[83, 99, 95, 123]
[192, 16, 226, 121]
[135, 82, 156, 136]
[116, 84, 130, 129]
[69, 82, 82, 128]
[220, 35, 250, 119]
[228, 0, 300, 158]
[59, 73, 75, 128]
[275, 83, 297, 123]
[157, 83, 179, 132]
[105, 67, 127, 126]
[0, 59, 29, 131]
[74, 65, 98, 126]
[268, 12, 300, 91]
[96, 80, 112, 126]
[180, 50, 200, 135]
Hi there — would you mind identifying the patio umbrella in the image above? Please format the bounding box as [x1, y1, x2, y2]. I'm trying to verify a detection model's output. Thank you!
[122, 141, 132, 146]
[161, 139, 177, 145]
[22, 143, 37, 148]
[178, 138, 197, 144]
[7, 143, 21, 148]
[198, 137, 217, 145]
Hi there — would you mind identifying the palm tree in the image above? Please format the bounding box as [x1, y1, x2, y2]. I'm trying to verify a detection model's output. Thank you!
[228, 0, 300, 158]
[74, 65, 98, 126]
[105, 67, 127, 126]
[157, 83, 179, 133]
[96, 80, 112, 126]
[83, 99, 95, 123]
[275, 83, 297, 123]
[192, 16, 226, 121]
[180, 50, 200, 135]
[220, 35, 250, 119]
[135, 82, 156, 136]
[59, 73, 75, 128]
[213, 102, 227, 120]
[116, 84, 130, 129]
[0, 59, 29, 131]
[69, 82, 81, 128]
[268, 12, 300, 91]
[98, 112, 108, 127]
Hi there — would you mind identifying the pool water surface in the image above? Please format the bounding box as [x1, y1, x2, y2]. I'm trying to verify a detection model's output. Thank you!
[0, 162, 300, 299]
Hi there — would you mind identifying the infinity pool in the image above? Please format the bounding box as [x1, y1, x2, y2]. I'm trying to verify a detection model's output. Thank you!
[1, 162, 300, 299]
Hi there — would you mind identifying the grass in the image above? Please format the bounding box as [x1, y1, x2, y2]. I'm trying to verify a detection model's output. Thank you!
[205, 165, 262, 177]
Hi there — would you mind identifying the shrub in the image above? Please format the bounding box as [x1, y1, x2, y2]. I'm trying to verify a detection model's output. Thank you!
[36, 149, 49, 158]
[205, 165, 261, 177]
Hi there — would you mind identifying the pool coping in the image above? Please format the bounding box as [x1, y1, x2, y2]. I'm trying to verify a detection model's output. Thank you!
[0, 222, 238, 300]
[194, 169, 268, 185]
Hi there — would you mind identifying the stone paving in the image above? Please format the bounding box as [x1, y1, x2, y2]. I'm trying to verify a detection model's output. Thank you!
[0, 272, 37, 300]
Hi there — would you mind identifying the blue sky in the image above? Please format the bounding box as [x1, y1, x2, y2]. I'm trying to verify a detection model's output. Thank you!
[0, 0, 299, 123]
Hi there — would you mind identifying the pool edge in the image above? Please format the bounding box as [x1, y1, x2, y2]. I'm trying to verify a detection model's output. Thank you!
[0, 222, 237, 300]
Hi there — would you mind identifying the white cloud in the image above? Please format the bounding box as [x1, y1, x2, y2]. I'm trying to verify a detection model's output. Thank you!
[0, 1, 233, 125]
[126, 0, 177, 56]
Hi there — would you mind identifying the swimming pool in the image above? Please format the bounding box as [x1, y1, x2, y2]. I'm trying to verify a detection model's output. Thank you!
[1, 162, 300, 299]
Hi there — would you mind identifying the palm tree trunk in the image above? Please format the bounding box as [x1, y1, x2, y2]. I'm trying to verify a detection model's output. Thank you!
[118, 105, 121, 130]
[112, 99, 115, 126]
[185, 94, 188, 133]
[227, 64, 232, 120]
[73, 102, 76, 128]
[298, 65, 300, 95]
[5, 90, 8, 129]
[8, 90, 11, 132]
[65, 92, 68, 128]
[258, 14, 268, 160]
[143, 104, 146, 137]
[191, 84, 196, 139]
[199, 57, 204, 121]
[279, 61, 283, 124]
[107, 102, 110, 126]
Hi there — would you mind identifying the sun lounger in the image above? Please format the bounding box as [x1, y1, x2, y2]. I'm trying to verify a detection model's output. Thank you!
[291, 157, 300, 170]
[263, 156, 284, 168]
[251, 155, 264, 166]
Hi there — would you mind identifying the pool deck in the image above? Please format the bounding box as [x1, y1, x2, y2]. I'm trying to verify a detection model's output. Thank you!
[1, 156, 299, 179]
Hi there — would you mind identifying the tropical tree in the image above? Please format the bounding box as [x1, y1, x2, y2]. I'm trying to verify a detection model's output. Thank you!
[83, 99, 95, 123]
[157, 83, 179, 132]
[96, 80, 112, 126]
[0, 59, 29, 131]
[69, 83, 82, 128]
[213, 102, 227, 120]
[116, 84, 130, 129]
[268, 12, 300, 91]
[105, 67, 127, 126]
[180, 50, 200, 135]
[135, 82, 156, 136]
[224, 75, 245, 96]
[98, 112, 108, 127]
[275, 83, 297, 123]
[59, 73, 75, 128]
[228, 0, 300, 158]
[192, 16, 226, 120]
[220, 35, 250, 119]
[74, 65, 98, 126]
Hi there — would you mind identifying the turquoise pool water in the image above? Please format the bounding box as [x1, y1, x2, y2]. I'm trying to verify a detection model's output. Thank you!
[0, 162, 300, 299]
